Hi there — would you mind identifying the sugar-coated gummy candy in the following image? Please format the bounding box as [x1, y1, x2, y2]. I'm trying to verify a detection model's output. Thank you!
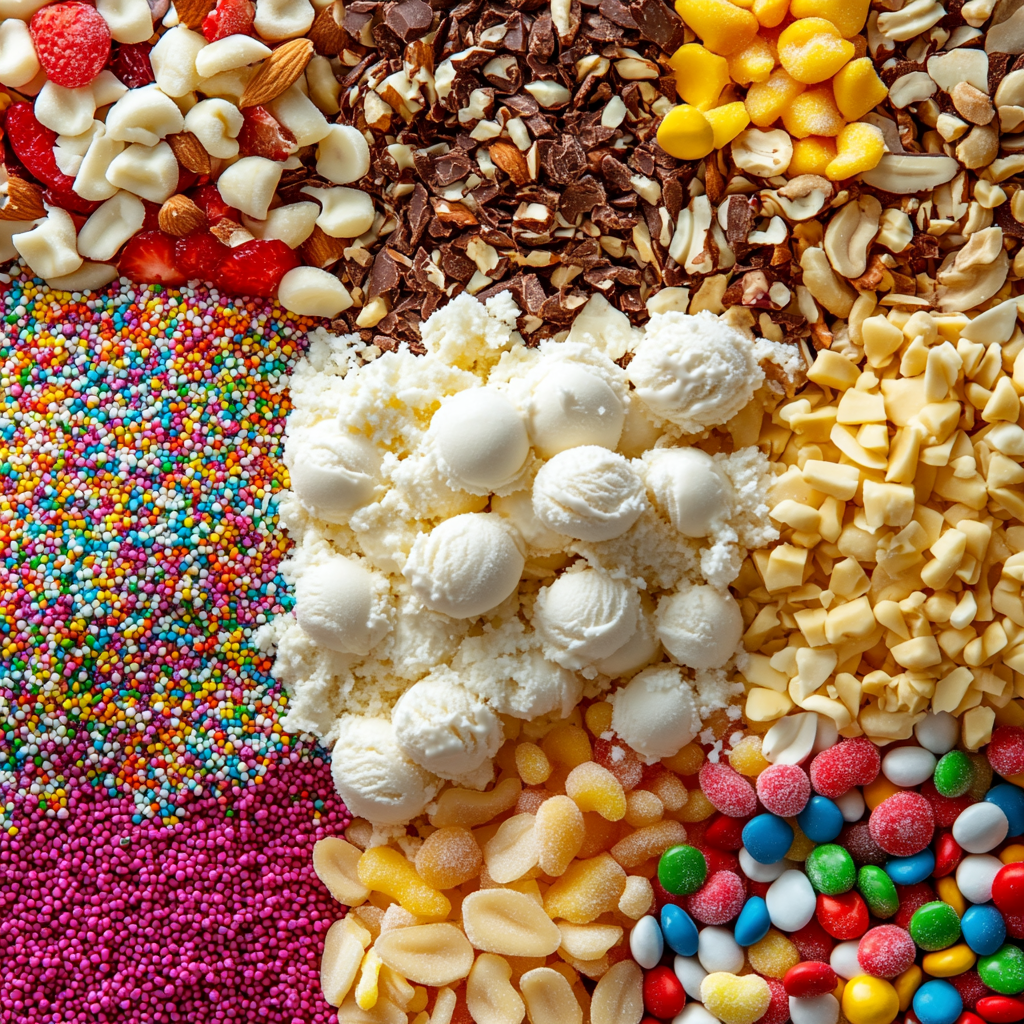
[701, 971, 772, 1024]
[893, 882, 938, 929]
[883, 746, 937, 789]
[707, 813, 750, 851]
[534, 794, 586, 876]
[757, 764, 811, 817]
[592, 737, 643, 791]
[542, 723, 592, 768]
[761, 976, 792, 1024]
[679, 789, 718, 823]
[885, 849, 936, 886]
[858, 925, 917, 979]
[630, 914, 665, 969]
[954, 803, 1010, 855]
[643, 964, 686, 1019]
[805, 844, 856, 895]
[799, 796, 845, 844]
[961, 905, 1007, 957]
[414, 826, 483, 890]
[950, 969, 991, 1011]
[688, 870, 747, 925]
[957, 855, 1004, 906]
[988, 728, 1024, 779]
[730, 734, 771, 777]
[357, 846, 452, 919]
[734, 895, 772, 946]
[620, 874, 655, 920]
[791, 917, 835, 964]
[743, 814, 795, 865]
[858, 864, 900, 919]
[986, 786, 1024, 839]
[993, 863, 1024, 916]
[789, 992, 840, 1024]
[647, 770, 690, 812]
[543, 853, 627, 924]
[934, 751, 974, 799]
[698, 925, 746, 974]
[979, 946, 1024, 996]
[612, 820, 689, 870]
[565, 761, 627, 821]
[968, 753, 995, 802]
[842, 975, 900, 1024]
[816, 890, 869, 941]
[784, 961, 838, 998]
[869, 791, 936, 857]
[766, 869, 816, 933]
[700, 761, 759, 818]
[916, 712, 960, 756]
[662, 902, 700, 956]
[810, 738, 881, 799]
[914, 980, 964, 1024]
[841, 821, 888, 866]
[747, 928, 800, 979]
[921, 779, 976, 829]
[660, 844, 709, 896]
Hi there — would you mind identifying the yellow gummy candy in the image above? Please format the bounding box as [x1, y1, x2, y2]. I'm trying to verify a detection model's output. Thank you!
[677, 788, 717, 822]
[832, 57, 888, 120]
[543, 853, 628, 924]
[825, 121, 885, 180]
[782, 85, 845, 138]
[657, 104, 716, 160]
[790, 136, 837, 175]
[357, 846, 451, 919]
[701, 972, 772, 1024]
[565, 761, 627, 821]
[778, 18, 855, 84]
[745, 68, 806, 127]
[662, 742, 705, 776]
[728, 735, 770, 777]
[747, 929, 801, 978]
[789, 0, 869, 35]
[728, 36, 777, 85]
[674, 0, 759, 55]
[842, 976, 900, 1024]
[705, 103, 752, 149]
[669, 43, 730, 110]
[753, 0, 790, 27]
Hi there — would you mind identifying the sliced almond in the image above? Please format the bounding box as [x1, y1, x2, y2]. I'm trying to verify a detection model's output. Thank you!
[158, 194, 207, 237]
[0, 176, 45, 222]
[167, 132, 212, 176]
[240, 38, 315, 109]
[172, 0, 215, 29]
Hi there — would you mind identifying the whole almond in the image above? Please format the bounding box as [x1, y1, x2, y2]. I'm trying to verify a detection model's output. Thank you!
[308, 1, 349, 56]
[172, 0, 215, 29]
[167, 132, 212, 176]
[240, 38, 315, 108]
[488, 141, 530, 186]
[159, 195, 207, 237]
[300, 225, 347, 268]
[0, 176, 46, 222]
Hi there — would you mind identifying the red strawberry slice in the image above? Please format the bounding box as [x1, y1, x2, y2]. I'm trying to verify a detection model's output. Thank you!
[201, 0, 255, 40]
[118, 231, 186, 286]
[191, 184, 240, 225]
[30, 2, 111, 89]
[217, 239, 299, 298]
[237, 106, 297, 162]
[174, 233, 231, 285]
[5, 103, 77, 193]
[109, 42, 155, 88]
[42, 188, 102, 215]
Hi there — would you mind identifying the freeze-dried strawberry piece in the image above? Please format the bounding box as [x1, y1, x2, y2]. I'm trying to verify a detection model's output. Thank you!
[191, 184, 239, 225]
[236, 106, 297, 162]
[42, 188, 102, 215]
[174, 233, 230, 285]
[119, 231, 186, 286]
[30, 2, 111, 88]
[218, 239, 299, 297]
[109, 42, 155, 88]
[5, 103, 76, 193]
[202, 0, 255, 40]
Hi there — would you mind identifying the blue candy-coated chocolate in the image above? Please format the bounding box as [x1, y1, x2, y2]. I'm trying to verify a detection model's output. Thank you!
[797, 795, 844, 843]
[661, 903, 700, 957]
[913, 980, 963, 1024]
[885, 849, 937, 885]
[734, 896, 772, 947]
[986, 785, 1024, 838]
[742, 814, 795, 865]
[962, 904, 1008, 957]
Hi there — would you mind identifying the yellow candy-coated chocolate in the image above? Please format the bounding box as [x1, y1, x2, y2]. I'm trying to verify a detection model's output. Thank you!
[832, 57, 888, 121]
[936, 876, 966, 918]
[789, 0, 869, 36]
[922, 944, 976, 978]
[706, 102, 753, 149]
[669, 43, 730, 110]
[778, 18, 855, 84]
[893, 966, 923, 1013]
[841, 976, 900, 1024]
[782, 85, 845, 138]
[863, 775, 903, 810]
[790, 136, 837, 175]
[657, 104, 716, 160]
[1001, 844, 1024, 864]
[825, 121, 885, 180]
[674, 0, 760, 55]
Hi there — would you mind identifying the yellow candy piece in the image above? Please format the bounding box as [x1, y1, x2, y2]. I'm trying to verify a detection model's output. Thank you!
[585, 701, 613, 736]
[729, 734, 770, 777]
[542, 724, 592, 768]
[657, 104, 716, 160]
[782, 85, 845, 138]
[893, 966, 923, 1013]
[790, 136, 837, 175]
[357, 847, 451, 919]
[789, 0, 869, 35]
[825, 121, 885, 180]
[936, 876, 966, 918]
[706, 102, 753, 149]
[841, 976, 900, 1024]
[1001, 844, 1024, 864]
[355, 949, 383, 1010]
[863, 775, 903, 810]
[669, 43, 730, 110]
[747, 929, 800, 978]
[515, 742, 552, 786]
[543, 853, 628, 924]
[663, 742, 705, 776]
[778, 18, 856, 84]
[674, 0, 759, 55]
[922, 944, 976, 978]
[728, 36, 777, 84]
[753, 0, 789, 27]
[786, 821, 816, 862]
[832, 57, 888, 120]
[566, 761, 627, 821]
[677, 788, 716, 821]
[701, 973, 772, 1024]
[745, 68, 805, 127]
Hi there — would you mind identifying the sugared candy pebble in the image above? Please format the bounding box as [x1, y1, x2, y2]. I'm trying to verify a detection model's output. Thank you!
[858, 925, 917, 979]
[843, 822, 888, 867]
[914, 980, 964, 1024]
[593, 737, 643, 791]
[766, 870, 817, 932]
[798, 796, 845, 844]
[894, 882, 938, 929]
[870, 792, 936, 857]
[676, 954, 709, 999]
[831, 940, 864, 980]
[993, 863, 1024, 916]
[859, 865, 899, 919]
[969, 753, 995, 802]
[922, 781, 976, 829]
[917, 713, 960, 756]
[734, 895, 772, 947]
[811, 738, 881, 798]
[757, 764, 811, 817]
[954, 804, 1010, 855]
[962, 906, 1007, 957]
[516, 742, 552, 785]
[688, 870, 747, 926]
[949, 968, 989, 1010]
[699, 925, 746, 973]
[414, 826, 483, 890]
[631, 914, 665, 969]
[748, 928, 800, 979]
[565, 762, 627, 821]
[911, 901, 962, 952]
[886, 849, 937, 886]
[793, 917, 836, 963]
[986, 787, 1024, 839]
[730, 734, 771, 777]
[921, 943, 977, 978]
[660, 844, 709, 896]
[790, 994, 840, 1024]
[976, 996, 1024, 1023]
[817, 891, 869, 940]
[884, 747, 937, 788]
[935, 752, 975, 799]
[784, 961, 838, 998]
[935, 833, 966, 879]
[842, 975, 901, 1024]
[957, 855, 1004, 906]
[612, 820, 689, 870]
[739, 849, 790, 883]
[663, 903, 700, 956]
[978, 946, 1024, 996]
[645, 965, 687, 1019]
[743, 815, 795, 865]
[987, 728, 1024, 778]
[700, 972, 772, 1024]
[837, 788, 867, 823]
[806, 844, 856, 895]
[356, 846, 451, 918]
[761, 976, 792, 1024]
[707, 814, 750, 851]
[700, 762, 759, 818]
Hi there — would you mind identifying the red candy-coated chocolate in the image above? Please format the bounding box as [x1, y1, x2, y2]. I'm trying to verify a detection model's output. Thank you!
[816, 891, 869, 940]
[705, 813, 750, 850]
[791, 918, 836, 963]
[1006, 914, 1024, 940]
[857, 925, 917, 979]
[687, 870, 747, 925]
[934, 831, 965, 878]
[699, 762, 758, 818]
[644, 966, 686, 1019]
[784, 961, 838, 998]
[922, 779, 977, 828]
[749, 880, 772, 900]
[993, 863, 1024, 917]
[894, 883, 938, 930]
[761, 976, 791, 1024]
[962, 1015, 992, 1024]
[951, 970, 993, 1012]
[810, 738, 881, 798]
[869, 791, 935, 857]
[757, 764, 812, 817]
[988, 727, 1024, 778]
[977, 997, 1024, 1023]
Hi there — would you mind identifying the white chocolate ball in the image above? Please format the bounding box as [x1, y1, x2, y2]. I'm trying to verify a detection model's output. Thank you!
[294, 556, 390, 655]
[645, 447, 732, 538]
[528, 364, 624, 458]
[656, 585, 743, 669]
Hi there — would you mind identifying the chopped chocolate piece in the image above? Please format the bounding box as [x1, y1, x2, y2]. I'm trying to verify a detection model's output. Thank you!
[371, 21, 404, 54]
[505, 12, 529, 51]
[512, 273, 548, 314]
[562, 238, 604, 268]
[997, 201, 1024, 239]
[439, 243, 478, 281]
[584, 265, 643, 288]
[384, 0, 433, 39]
[540, 135, 587, 184]
[726, 196, 756, 252]
[598, 0, 638, 27]
[367, 248, 403, 299]
[524, 113, 558, 137]
[584, 11, 626, 40]
[559, 176, 607, 221]
[502, 93, 540, 117]
[629, 0, 687, 51]
[592, 204, 640, 232]
[990, 52, 1012, 95]
[529, 13, 556, 57]
[879, 60, 927, 87]
[432, 149, 475, 185]
[600, 153, 634, 192]
[344, 0, 380, 36]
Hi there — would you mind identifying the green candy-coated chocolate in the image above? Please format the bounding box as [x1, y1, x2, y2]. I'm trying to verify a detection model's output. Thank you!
[978, 945, 1024, 996]
[805, 844, 856, 896]
[857, 865, 899, 919]
[909, 901, 962, 952]
[933, 750, 973, 798]
[658, 844, 707, 896]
